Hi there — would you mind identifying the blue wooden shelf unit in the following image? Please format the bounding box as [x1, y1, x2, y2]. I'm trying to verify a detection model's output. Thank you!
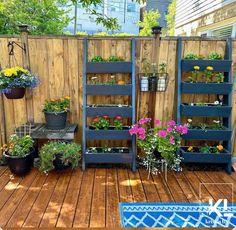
[177, 38, 233, 173]
[82, 38, 136, 171]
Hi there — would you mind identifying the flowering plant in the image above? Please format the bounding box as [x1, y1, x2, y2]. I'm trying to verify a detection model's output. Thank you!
[203, 66, 214, 82]
[129, 118, 188, 173]
[114, 116, 123, 130]
[0, 66, 39, 93]
[187, 66, 200, 83]
[91, 116, 110, 130]
[43, 96, 70, 113]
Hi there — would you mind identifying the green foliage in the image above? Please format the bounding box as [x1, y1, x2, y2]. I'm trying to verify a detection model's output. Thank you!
[39, 141, 81, 172]
[141, 58, 151, 76]
[90, 55, 124, 62]
[114, 117, 123, 130]
[107, 56, 124, 62]
[159, 63, 167, 74]
[166, 0, 176, 36]
[43, 96, 70, 113]
[208, 52, 223, 60]
[0, 0, 71, 35]
[2, 135, 34, 157]
[184, 53, 199, 60]
[113, 33, 134, 37]
[215, 72, 224, 83]
[90, 55, 104, 62]
[76, 31, 88, 36]
[91, 116, 110, 130]
[139, 10, 160, 36]
[93, 31, 109, 36]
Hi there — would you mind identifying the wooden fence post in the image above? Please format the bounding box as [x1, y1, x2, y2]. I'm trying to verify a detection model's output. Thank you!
[19, 25, 34, 123]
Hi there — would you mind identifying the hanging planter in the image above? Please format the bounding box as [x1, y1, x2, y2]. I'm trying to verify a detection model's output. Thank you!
[0, 66, 39, 99]
[140, 75, 149, 91]
[149, 76, 157, 91]
[43, 96, 70, 130]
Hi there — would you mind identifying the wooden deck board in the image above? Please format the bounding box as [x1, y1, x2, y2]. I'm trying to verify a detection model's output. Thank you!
[0, 166, 235, 228]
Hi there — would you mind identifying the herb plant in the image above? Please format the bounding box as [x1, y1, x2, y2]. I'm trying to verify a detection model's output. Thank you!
[184, 53, 199, 60]
[114, 116, 123, 130]
[2, 134, 34, 157]
[0, 66, 39, 94]
[91, 55, 104, 62]
[39, 141, 81, 172]
[215, 72, 224, 83]
[208, 52, 223, 60]
[142, 58, 151, 77]
[43, 96, 70, 113]
[159, 63, 167, 74]
[108, 56, 124, 62]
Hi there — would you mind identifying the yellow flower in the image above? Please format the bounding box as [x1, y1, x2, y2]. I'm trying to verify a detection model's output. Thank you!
[193, 66, 200, 71]
[187, 146, 193, 152]
[64, 96, 70, 100]
[206, 66, 213, 71]
[15, 66, 29, 74]
[216, 145, 223, 151]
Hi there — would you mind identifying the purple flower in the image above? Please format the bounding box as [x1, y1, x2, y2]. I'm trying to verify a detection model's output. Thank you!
[138, 118, 151, 125]
[129, 124, 139, 136]
[167, 120, 176, 127]
[154, 119, 161, 125]
[158, 130, 167, 137]
[167, 127, 173, 133]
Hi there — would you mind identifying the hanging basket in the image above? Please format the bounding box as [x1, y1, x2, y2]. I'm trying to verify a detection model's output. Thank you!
[4, 88, 26, 99]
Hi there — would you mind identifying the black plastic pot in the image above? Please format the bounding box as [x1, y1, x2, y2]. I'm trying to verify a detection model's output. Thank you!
[154, 149, 162, 160]
[149, 76, 157, 91]
[53, 153, 71, 171]
[44, 111, 67, 130]
[4, 88, 26, 99]
[4, 151, 32, 176]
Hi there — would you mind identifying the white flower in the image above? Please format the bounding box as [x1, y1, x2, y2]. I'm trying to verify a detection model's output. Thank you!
[110, 75, 115, 79]
[187, 119, 192, 123]
[214, 101, 219, 105]
[213, 120, 220, 124]
[190, 103, 194, 106]
[91, 76, 97, 80]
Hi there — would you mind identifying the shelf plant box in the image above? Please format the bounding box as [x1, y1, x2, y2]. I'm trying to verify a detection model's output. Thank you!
[183, 128, 232, 141]
[181, 82, 232, 94]
[179, 147, 231, 164]
[86, 84, 132, 95]
[86, 105, 132, 117]
[86, 127, 132, 140]
[181, 60, 232, 72]
[86, 61, 132, 73]
[181, 104, 232, 117]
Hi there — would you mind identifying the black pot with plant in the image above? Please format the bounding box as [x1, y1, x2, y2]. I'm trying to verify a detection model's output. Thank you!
[149, 63, 158, 91]
[2, 134, 34, 176]
[39, 141, 81, 173]
[43, 96, 70, 130]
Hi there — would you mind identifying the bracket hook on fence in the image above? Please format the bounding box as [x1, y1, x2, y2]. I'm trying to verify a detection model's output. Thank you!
[7, 41, 26, 56]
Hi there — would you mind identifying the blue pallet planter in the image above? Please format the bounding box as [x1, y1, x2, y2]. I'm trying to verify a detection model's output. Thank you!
[86, 128, 132, 140]
[181, 104, 232, 117]
[181, 60, 232, 72]
[86, 85, 132, 95]
[86, 106, 132, 117]
[181, 82, 232, 94]
[183, 129, 232, 140]
[87, 61, 132, 73]
[179, 147, 231, 164]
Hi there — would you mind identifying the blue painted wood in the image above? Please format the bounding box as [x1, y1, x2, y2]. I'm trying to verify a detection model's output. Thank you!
[86, 85, 132, 95]
[181, 82, 232, 94]
[86, 106, 132, 117]
[183, 129, 232, 141]
[181, 104, 232, 117]
[86, 61, 132, 73]
[177, 37, 182, 125]
[86, 128, 132, 140]
[181, 60, 232, 72]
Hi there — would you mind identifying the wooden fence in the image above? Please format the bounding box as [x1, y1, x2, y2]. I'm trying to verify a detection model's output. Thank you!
[0, 36, 235, 156]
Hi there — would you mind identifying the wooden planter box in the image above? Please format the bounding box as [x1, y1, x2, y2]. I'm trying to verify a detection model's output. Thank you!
[86, 85, 132, 95]
[86, 61, 132, 73]
[181, 82, 232, 94]
[86, 105, 132, 117]
[181, 104, 232, 117]
[179, 147, 231, 164]
[181, 60, 232, 72]
[183, 129, 232, 141]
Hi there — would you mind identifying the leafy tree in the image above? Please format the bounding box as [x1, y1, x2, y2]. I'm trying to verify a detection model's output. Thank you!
[166, 0, 176, 36]
[0, 0, 71, 35]
[138, 10, 160, 36]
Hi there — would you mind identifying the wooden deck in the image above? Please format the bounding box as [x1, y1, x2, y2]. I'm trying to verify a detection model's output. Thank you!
[0, 166, 235, 228]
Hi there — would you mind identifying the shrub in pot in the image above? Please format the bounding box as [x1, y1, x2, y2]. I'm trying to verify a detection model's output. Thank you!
[157, 63, 168, 91]
[39, 141, 81, 173]
[140, 58, 150, 92]
[2, 135, 34, 176]
[0, 66, 39, 99]
[43, 96, 70, 130]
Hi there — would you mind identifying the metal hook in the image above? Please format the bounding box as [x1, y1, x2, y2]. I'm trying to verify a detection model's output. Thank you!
[7, 41, 26, 56]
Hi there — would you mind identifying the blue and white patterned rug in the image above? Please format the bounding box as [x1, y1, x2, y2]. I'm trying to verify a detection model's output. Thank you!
[120, 202, 236, 228]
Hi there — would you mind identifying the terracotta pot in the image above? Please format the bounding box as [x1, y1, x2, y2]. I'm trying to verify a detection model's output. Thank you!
[4, 88, 26, 99]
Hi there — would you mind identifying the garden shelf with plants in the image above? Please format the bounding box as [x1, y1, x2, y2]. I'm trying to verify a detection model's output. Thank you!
[177, 38, 233, 173]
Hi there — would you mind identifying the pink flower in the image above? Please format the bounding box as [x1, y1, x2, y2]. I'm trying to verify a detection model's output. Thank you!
[154, 119, 161, 125]
[167, 127, 173, 133]
[167, 120, 176, 127]
[139, 134, 146, 140]
[138, 118, 151, 125]
[169, 135, 175, 145]
[158, 130, 167, 137]
[115, 116, 122, 120]
[176, 125, 188, 135]
[129, 124, 139, 135]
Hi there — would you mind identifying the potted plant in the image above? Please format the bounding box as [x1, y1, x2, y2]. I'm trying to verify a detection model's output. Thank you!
[114, 116, 123, 130]
[129, 118, 188, 174]
[2, 135, 34, 176]
[39, 141, 81, 173]
[140, 58, 150, 92]
[157, 62, 168, 91]
[0, 66, 39, 99]
[43, 96, 70, 130]
[149, 63, 158, 92]
[91, 116, 110, 130]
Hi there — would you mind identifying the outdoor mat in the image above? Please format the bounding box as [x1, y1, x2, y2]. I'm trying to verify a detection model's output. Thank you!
[120, 202, 236, 228]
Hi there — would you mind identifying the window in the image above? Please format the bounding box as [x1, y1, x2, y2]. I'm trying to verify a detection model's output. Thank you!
[127, 3, 135, 12]
[211, 25, 233, 38]
[110, 2, 120, 12]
